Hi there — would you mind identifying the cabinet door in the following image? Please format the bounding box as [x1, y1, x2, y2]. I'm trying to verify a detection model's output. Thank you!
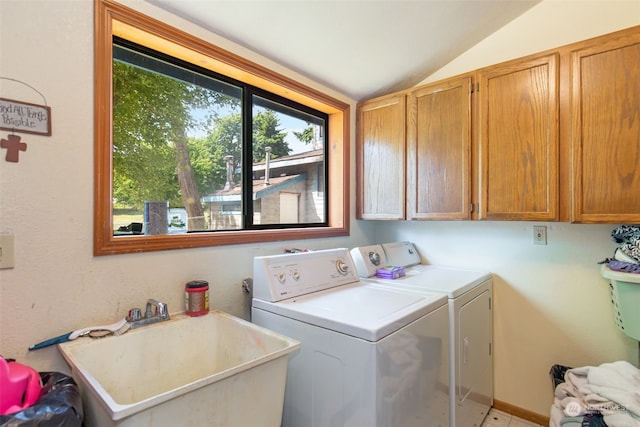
[407, 76, 472, 220]
[356, 94, 406, 219]
[571, 29, 640, 223]
[477, 53, 559, 220]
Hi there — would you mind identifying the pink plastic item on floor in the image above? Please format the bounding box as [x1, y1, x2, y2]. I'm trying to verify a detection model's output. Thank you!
[0, 358, 43, 415]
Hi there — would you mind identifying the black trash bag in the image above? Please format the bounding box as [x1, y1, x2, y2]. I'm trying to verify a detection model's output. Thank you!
[550, 364, 572, 391]
[0, 372, 83, 427]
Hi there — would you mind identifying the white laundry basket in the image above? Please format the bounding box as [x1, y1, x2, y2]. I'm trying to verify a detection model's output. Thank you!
[601, 264, 640, 341]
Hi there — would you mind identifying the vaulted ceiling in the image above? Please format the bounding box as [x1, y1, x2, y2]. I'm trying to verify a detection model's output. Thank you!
[148, 0, 541, 101]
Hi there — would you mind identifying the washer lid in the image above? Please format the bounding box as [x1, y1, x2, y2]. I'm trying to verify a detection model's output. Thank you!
[369, 265, 491, 298]
[252, 283, 446, 342]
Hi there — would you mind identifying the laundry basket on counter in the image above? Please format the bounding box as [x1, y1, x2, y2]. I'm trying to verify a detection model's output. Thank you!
[601, 264, 640, 341]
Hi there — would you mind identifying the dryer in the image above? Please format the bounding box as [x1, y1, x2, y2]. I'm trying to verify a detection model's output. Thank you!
[351, 242, 493, 427]
[252, 248, 450, 427]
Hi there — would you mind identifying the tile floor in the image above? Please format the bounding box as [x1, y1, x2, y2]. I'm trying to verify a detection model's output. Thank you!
[481, 408, 546, 427]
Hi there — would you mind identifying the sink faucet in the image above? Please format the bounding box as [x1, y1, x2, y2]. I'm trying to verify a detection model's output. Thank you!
[127, 299, 170, 329]
[146, 298, 169, 319]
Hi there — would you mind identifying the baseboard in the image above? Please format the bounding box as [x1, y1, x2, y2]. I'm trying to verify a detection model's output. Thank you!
[493, 399, 550, 426]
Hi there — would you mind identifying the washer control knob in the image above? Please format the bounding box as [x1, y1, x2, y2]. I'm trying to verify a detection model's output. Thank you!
[291, 270, 300, 281]
[336, 259, 349, 275]
[276, 273, 287, 283]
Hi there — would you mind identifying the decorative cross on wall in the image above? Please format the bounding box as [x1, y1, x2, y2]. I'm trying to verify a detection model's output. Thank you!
[1, 134, 27, 162]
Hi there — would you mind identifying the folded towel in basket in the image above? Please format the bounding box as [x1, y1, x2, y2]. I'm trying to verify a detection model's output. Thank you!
[610, 225, 640, 263]
[611, 226, 640, 245]
[607, 260, 640, 274]
[557, 361, 640, 427]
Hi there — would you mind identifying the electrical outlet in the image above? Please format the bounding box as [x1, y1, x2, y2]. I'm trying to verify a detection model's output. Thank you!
[0, 233, 15, 269]
[533, 226, 547, 245]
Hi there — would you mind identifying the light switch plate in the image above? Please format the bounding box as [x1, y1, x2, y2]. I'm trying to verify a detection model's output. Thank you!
[0, 233, 15, 269]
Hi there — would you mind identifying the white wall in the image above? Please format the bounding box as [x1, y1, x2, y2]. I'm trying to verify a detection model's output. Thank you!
[0, 0, 373, 373]
[423, 0, 640, 84]
[382, 0, 640, 417]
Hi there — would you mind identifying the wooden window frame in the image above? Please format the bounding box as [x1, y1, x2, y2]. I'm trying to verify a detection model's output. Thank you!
[94, 0, 350, 255]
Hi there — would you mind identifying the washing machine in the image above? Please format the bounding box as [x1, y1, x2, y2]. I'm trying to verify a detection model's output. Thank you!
[252, 248, 450, 427]
[351, 242, 493, 427]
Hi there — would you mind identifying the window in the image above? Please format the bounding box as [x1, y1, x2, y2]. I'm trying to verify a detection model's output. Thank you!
[113, 39, 328, 232]
[94, 0, 350, 255]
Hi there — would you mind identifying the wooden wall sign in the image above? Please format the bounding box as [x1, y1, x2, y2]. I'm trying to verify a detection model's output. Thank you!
[0, 97, 51, 136]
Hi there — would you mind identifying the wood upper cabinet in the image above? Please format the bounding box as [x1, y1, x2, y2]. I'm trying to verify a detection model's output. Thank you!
[570, 28, 640, 223]
[476, 53, 560, 221]
[356, 93, 406, 219]
[407, 75, 472, 219]
[355, 26, 639, 223]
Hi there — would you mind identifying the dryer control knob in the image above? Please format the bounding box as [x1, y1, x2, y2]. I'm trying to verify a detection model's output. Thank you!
[369, 251, 381, 266]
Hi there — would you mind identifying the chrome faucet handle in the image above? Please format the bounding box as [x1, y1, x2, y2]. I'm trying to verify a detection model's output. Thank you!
[127, 307, 142, 322]
[147, 298, 169, 320]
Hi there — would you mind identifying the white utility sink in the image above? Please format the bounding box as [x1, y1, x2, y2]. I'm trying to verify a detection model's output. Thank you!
[58, 310, 299, 427]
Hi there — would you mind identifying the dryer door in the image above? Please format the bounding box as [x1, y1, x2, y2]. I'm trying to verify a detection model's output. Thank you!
[457, 289, 493, 406]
